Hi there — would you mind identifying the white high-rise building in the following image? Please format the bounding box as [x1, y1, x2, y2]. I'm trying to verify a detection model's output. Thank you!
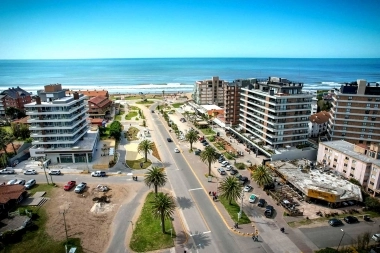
[25, 84, 99, 164]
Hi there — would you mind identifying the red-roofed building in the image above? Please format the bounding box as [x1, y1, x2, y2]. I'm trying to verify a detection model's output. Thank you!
[309, 111, 330, 137]
[91, 118, 106, 127]
[0, 185, 27, 210]
[66, 89, 109, 99]
[88, 96, 112, 119]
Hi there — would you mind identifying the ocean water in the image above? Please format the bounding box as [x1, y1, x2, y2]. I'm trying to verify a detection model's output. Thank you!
[0, 58, 379, 94]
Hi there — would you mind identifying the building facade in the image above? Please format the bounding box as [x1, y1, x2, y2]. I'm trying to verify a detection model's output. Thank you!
[328, 80, 380, 145]
[87, 96, 113, 119]
[239, 77, 312, 149]
[309, 111, 330, 137]
[317, 140, 380, 196]
[66, 89, 109, 99]
[193, 76, 226, 106]
[25, 84, 98, 164]
[223, 80, 245, 126]
[0, 86, 32, 114]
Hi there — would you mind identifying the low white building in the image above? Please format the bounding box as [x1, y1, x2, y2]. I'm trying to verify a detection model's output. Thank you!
[309, 111, 330, 137]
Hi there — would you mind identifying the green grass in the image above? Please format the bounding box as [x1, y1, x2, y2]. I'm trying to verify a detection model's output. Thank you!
[219, 197, 251, 224]
[124, 95, 146, 100]
[27, 183, 56, 197]
[1, 185, 83, 253]
[126, 158, 152, 170]
[129, 192, 175, 252]
[125, 111, 138, 120]
[136, 100, 154, 105]
[0, 126, 12, 133]
[126, 127, 139, 141]
[114, 115, 121, 121]
[129, 106, 139, 110]
[171, 103, 184, 108]
[200, 128, 216, 136]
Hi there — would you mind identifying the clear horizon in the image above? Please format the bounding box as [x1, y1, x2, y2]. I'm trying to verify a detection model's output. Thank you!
[1, 0, 380, 59]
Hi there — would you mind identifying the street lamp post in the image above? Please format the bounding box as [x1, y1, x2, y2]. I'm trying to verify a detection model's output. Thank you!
[337, 229, 345, 251]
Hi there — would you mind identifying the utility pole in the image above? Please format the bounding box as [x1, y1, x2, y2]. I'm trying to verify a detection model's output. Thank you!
[60, 209, 69, 253]
[41, 158, 50, 185]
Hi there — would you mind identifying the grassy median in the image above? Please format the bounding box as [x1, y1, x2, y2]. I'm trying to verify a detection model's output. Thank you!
[219, 197, 251, 224]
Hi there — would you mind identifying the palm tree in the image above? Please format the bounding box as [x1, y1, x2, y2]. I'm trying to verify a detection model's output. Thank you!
[151, 192, 176, 233]
[144, 166, 167, 195]
[218, 176, 242, 205]
[5, 133, 17, 154]
[200, 146, 217, 176]
[138, 139, 153, 162]
[251, 165, 273, 187]
[0, 128, 9, 156]
[185, 129, 199, 151]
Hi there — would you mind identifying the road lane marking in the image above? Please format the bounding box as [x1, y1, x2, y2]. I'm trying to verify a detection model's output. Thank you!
[189, 231, 212, 236]
[203, 231, 211, 234]
[188, 188, 203, 191]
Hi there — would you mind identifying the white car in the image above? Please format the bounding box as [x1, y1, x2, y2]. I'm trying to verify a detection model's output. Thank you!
[6, 179, 17, 185]
[24, 169, 38, 175]
[221, 161, 229, 167]
[174, 148, 180, 153]
[49, 170, 61, 175]
[372, 234, 380, 242]
[244, 185, 253, 192]
[226, 165, 233, 171]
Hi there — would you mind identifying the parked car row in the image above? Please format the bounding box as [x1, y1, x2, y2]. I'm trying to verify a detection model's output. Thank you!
[6, 178, 36, 189]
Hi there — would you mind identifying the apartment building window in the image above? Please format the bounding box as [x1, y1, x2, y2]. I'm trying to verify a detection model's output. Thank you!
[344, 121, 348, 124]
[368, 98, 373, 101]
[376, 98, 380, 102]
[341, 133, 346, 136]
[370, 182, 374, 185]
[365, 110, 370, 114]
[352, 160, 356, 164]
[347, 102, 351, 106]
[334, 158, 338, 162]
[375, 104, 379, 108]
[372, 117, 377, 121]
[349, 173, 354, 177]
[345, 115, 349, 119]
[370, 123, 375, 126]
[369, 129, 373, 133]
[362, 128, 366, 132]
[343, 170, 347, 173]
[364, 116, 368, 120]
[333, 165, 336, 168]
[348, 96, 353, 100]
[363, 122, 367, 126]
[360, 134, 364, 138]
[364, 179, 368, 183]
[344, 163, 348, 167]
[351, 167, 355, 170]
[366, 103, 371, 108]
[373, 111, 378, 115]
[368, 135, 372, 139]
[346, 108, 350, 112]
[343, 127, 347, 130]
[325, 147, 328, 151]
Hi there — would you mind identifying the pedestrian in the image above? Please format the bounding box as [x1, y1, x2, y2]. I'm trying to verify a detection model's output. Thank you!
[209, 191, 211, 196]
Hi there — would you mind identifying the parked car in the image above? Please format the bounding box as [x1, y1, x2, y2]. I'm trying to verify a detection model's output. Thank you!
[25, 179, 36, 189]
[249, 194, 257, 203]
[221, 161, 229, 167]
[0, 168, 15, 174]
[237, 175, 248, 183]
[49, 170, 61, 175]
[167, 138, 172, 142]
[328, 218, 343, 227]
[372, 234, 380, 242]
[24, 169, 38, 175]
[217, 168, 226, 175]
[344, 216, 359, 224]
[225, 165, 233, 171]
[264, 205, 274, 218]
[244, 185, 253, 192]
[174, 148, 180, 153]
[218, 158, 225, 163]
[202, 142, 209, 147]
[258, 199, 266, 207]
[64, 181, 76, 191]
[75, 182, 87, 193]
[6, 179, 17, 185]
[91, 171, 106, 177]
[263, 183, 275, 190]
[194, 149, 201, 155]
[15, 179, 26, 185]
[230, 169, 238, 175]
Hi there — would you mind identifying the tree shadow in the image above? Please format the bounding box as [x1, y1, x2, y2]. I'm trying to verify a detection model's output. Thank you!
[186, 231, 212, 250]
[176, 196, 193, 210]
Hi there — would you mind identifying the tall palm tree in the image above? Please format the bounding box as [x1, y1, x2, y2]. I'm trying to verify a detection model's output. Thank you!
[200, 146, 217, 176]
[151, 192, 176, 233]
[144, 166, 167, 195]
[138, 139, 153, 162]
[185, 129, 199, 151]
[218, 176, 242, 205]
[251, 165, 273, 187]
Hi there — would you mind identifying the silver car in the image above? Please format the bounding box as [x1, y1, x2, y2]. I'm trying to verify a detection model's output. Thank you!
[24, 169, 38, 175]
[25, 179, 36, 189]
[7, 179, 17, 185]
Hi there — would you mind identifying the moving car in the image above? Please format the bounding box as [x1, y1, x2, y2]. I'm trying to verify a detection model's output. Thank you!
[24, 169, 38, 175]
[344, 216, 359, 224]
[372, 234, 380, 242]
[167, 138, 172, 142]
[49, 170, 61, 175]
[244, 185, 253, 192]
[6, 179, 17, 185]
[75, 182, 87, 193]
[249, 194, 257, 203]
[64, 181, 76, 191]
[217, 168, 226, 175]
[230, 169, 238, 175]
[25, 179, 36, 189]
[91, 171, 106, 177]
[328, 218, 343, 227]
[0, 168, 15, 174]
[258, 199, 266, 207]
[264, 205, 274, 218]
[174, 148, 180, 153]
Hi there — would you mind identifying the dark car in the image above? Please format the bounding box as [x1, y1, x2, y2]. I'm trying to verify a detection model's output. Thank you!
[237, 175, 248, 183]
[263, 183, 275, 190]
[167, 138, 172, 142]
[258, 199, 266, 207]
[194, 149, 201, 155]
[151, 110, 154, 113]
[202, 142, 209, 146]
[264, 205, 274, 218]
[230, 169, 238, 175]
[344, 216, 359, 224]
[329, 218, 343, 227]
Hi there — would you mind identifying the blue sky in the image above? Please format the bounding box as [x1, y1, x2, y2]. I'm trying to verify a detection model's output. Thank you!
[0, 0, 379, 59]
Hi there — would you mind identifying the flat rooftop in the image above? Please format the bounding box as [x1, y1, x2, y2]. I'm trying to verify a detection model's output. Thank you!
[271, 160, 362, 202]
[322, 140, 380, 166]
[201, 105, 223, 111]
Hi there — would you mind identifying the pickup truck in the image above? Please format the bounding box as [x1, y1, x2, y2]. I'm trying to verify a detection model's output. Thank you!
[64, 181, 76, 191]
[91, 171, 106, 177]
[0, 167, 15, 174]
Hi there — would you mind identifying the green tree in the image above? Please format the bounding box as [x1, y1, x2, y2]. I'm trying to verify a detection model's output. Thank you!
[251, 165, 273, 187]
[364, 196, 380, 211]
[200, 146, 217, 176]
[109, 121, 122, 140]
[185, 129, 199, 151]
[152, 192, 176, 234]
[144, 166, 167, 196]
[218, 176, 242, 205]
[0, 128, 9, 156]
[138, 139, 153, 162]
[5, 107, 25, 119]
[5, 134, 17, 153]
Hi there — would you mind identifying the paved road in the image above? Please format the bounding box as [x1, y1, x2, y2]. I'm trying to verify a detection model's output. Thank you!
[150, 107, 263, 253]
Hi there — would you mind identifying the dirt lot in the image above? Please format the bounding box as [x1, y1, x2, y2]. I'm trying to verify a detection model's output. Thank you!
[44, 183, 140, 253]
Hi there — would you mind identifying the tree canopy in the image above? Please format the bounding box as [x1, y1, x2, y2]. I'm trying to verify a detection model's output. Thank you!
[109, 121, 122, 140]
